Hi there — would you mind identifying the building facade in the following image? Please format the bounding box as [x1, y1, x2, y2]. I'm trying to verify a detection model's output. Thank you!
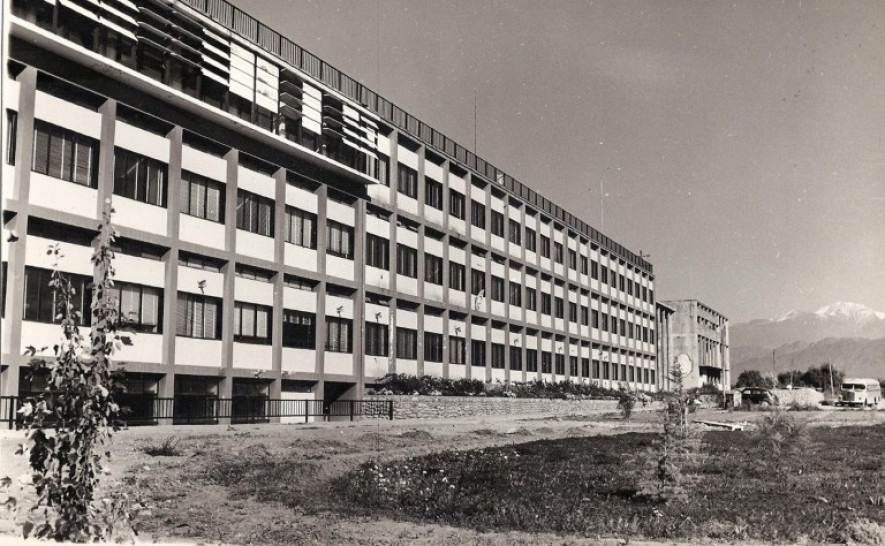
[661, 300, 730, 390]
[1, 0, 659, 418]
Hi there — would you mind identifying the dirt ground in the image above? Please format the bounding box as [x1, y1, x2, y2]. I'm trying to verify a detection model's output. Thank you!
[1, 406, 882, 546]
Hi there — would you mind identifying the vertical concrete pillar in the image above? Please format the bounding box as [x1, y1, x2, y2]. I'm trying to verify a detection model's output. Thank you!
[1, 67, 37, 399]
[218, 149, 239, 422]
[314, 184, 329, 380]
[352, 198, 367, 398]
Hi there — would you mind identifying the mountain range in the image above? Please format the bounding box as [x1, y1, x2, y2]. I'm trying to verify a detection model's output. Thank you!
[729, 302, 885, 380]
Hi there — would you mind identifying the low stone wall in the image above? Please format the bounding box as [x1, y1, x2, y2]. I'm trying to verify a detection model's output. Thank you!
[366, 395, 663, 420]
[772, 388, 825, 406]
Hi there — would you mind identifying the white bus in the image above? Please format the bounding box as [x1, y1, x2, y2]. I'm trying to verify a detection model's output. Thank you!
[837, 378, 882, 408]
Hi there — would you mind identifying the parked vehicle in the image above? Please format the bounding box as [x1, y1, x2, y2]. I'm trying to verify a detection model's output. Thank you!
[837, 378, 882, 408]
[740, 387, 778, 407]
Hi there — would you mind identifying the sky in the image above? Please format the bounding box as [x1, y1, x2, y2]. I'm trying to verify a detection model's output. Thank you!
[230, 0, 885, 323]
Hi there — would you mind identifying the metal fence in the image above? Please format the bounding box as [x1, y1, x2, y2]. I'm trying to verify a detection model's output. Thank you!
[0, 395, 393, 429]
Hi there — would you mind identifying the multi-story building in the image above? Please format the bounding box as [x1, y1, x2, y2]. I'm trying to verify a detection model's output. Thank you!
[661, 300, 730, 390]
[1, 0, 659, 421]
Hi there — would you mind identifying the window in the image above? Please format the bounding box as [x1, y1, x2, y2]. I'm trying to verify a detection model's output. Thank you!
[591, 261, 599, 280]
[6, 110, 17, 165]
[526, 287, 537, 311]
[234, 302, 272, 344]
[396, 244, 418, 278]
[569, 302, 578, 323]
[568, 249, 577, 270]
[554, 242, 564, 264]
[32, 120, 99, 187]
[603, 360, 611, 380]
[449, 190, 465, 219]
[326, 316, 353, 352]
[619, 274, 626, 292]
[365, 322, 389, 356]
[541, 293, 552, 315]
[582, 358, 590, 378]
[593, 360, 600, 379]
[471, 269, 485, 295]
[580, 256, 588, 275]
[601, 313, 609, 332]
[425, 178, 443, 210]
[449, 336, 466, 364]
[424, 332, 443, 362]
[24, 267, 92, 325]
[471, 200, 485, 229]
[508, 219, 521, 245]
[285, 206, 317, 248]
[282, 310, 315, 349]
[601, 267, 608, 284]
[541, 352, 552, 374]
[570, 356, 578, 377]
[424, 254, 443, 285]
[510, 346, 522, 371]
[112, 282, 163, 333]
[592, 309, 599, 329]
[491, 343, 505, 369]
[525, 228, 536, 252]
[449, 262, 465, 291]
[509, 282, 522, 306]
[490, 210, 505, 237]
[581, 306, 589, 326]
[620, 318, 627, 336]
[377, 155, 390, 186]
[236, 190, 274, 237]
[554, 297, 564, 319]
[397, 163, 418, 198]
[555, 354, 565, 375]
[181, 171, 224, 223]
[471, 340, 486, 367]
[490, 276, 505, 302]
[114, 147, 167, 206]
[176, 292, 222, 339]
[526, 349, 538, 372]
[396, 327, 418, 359]
[540, 236, 551, 258]
[327, 220, 354, 259]
[366, 234, 389, 269]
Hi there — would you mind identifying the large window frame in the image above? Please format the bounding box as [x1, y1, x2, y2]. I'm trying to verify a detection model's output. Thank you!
[181, 170, 224, 223]
[233, 301, 272, 344]
[114, 146, 167, 206]
[396, 244, 418, 278]
[285, 206, 317, 249]
[326, 316, 353, 353]
[236, 189, 274, 237]
[32, 119, 99, 188]
[425, 177, 443, 210]
[424, 332, 443, 362]
[327, 220, 354, 259]
[397, 163, 418, 198]
[176, 292, 222, 340]
[365, 322, 389, 357]
[396, 327, 418, 359]
[366, 234, 389, 269]
[282, 309, 315, 349]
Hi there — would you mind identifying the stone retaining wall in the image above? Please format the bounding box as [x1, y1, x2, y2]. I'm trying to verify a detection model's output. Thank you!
[366, 395, 664, 420]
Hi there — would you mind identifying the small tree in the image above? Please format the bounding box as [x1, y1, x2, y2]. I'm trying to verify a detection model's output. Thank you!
[635, 361, 700, 504]
[17, 202, 134, 541]
[734, 370, 775, 389]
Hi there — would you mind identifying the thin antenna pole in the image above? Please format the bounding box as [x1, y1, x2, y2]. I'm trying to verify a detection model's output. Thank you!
[474, 89, 477, 153]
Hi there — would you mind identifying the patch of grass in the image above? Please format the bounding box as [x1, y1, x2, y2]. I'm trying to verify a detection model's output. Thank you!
[142, 437, 183, 457]
[335, 426, 885, 543]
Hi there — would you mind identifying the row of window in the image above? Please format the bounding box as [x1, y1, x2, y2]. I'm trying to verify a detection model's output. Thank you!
[26, 117, 652, 305]
[385, 162, 652, 303]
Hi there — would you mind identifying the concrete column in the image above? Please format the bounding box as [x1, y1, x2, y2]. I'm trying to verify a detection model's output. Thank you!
[314, 184, 329, 379]
[1, 67, 37, 399]
[352, 198, 366, 398]
[267, 167, 287, 421]
[217, 149, 239, 422]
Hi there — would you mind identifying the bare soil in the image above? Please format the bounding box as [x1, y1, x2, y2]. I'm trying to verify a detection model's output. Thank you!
[1, 406, 882, 545]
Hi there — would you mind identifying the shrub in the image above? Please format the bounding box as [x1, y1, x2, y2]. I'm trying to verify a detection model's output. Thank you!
[618, 393, 636, 419]
[142, 437, 182, 457]
[368, 373, 634, 400]
[845, 518, 885, 546]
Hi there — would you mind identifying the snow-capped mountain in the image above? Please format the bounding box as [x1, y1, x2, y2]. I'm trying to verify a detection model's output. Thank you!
[731, 302, 885, 349]
[730, 302, 885, 382]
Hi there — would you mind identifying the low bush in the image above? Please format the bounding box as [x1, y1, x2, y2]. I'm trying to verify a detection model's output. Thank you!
[368, 373, 652, 401]
[142, 437, 183, 457]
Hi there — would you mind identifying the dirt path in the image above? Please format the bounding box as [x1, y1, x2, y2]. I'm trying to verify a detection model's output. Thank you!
[1, 406, 882, 545]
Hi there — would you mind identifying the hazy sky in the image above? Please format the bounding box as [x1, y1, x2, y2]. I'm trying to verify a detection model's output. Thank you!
[231, 0, 885, 322]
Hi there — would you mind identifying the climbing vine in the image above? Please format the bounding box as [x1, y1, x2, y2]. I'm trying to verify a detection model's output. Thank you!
[15, 201, 136, 541]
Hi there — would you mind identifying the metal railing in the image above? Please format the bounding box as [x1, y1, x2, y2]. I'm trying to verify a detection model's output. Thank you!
[0, 395, 393, 429]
